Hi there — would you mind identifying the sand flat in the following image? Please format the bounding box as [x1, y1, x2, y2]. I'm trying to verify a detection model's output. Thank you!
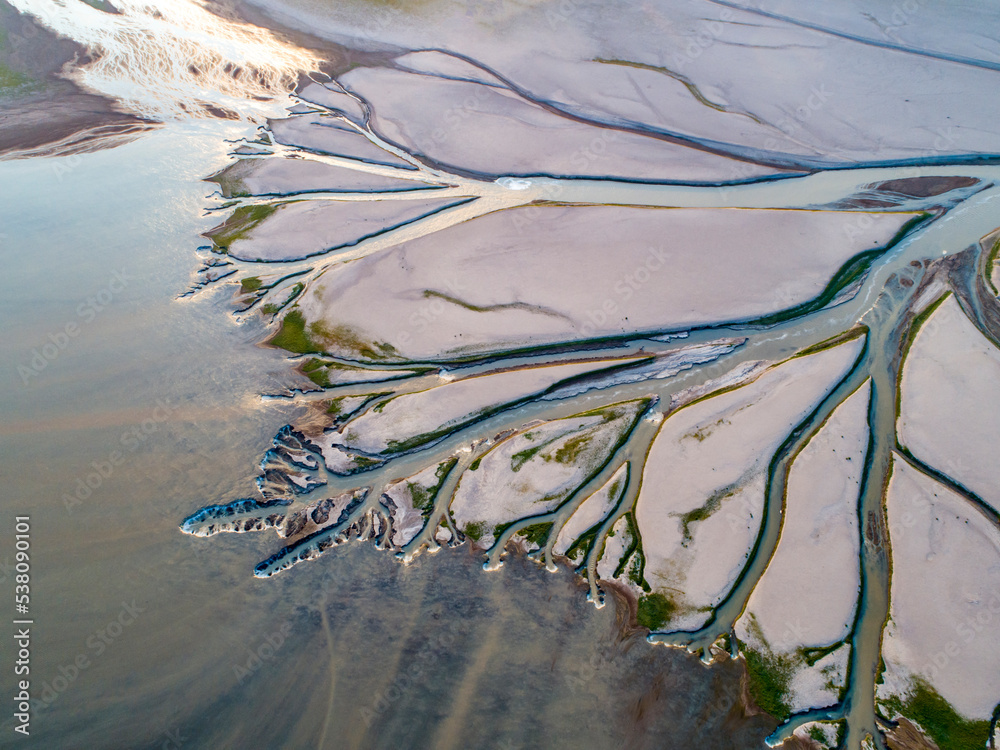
[299, 205, 913, 360]
[898, 295, 1000, 512]
[879, 458, 1000, 720]
[636, 337, 863, 629]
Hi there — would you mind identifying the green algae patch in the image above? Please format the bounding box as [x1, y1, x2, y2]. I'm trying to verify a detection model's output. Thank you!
[551, 433, 593, 464]
[683, 416, 730, 443]
[268, 309, 398, 360]
[309, 320, 398, 361]
[790, 325, 868, 362]
[268, 309, 321, 354]
[408, 480, 434, 512]
[742, 645, 794, 721]
[207, 204, 277, 249]
[0, 62, 28, 89]
[626, 550, 649, 592]
[206, 161, 254, 198]
[510, 403, 644, 473]
[565, 527, 597, 562]
[677, 480, 743, 545]
[509, 427, 592, 471]
[463, 521, 485, 542]
[595, 57, 762, 123]
[301, 358, 330, 386]
[882, 680, 991, 750]
[241, 276, 263, 293]
[747, 247, 884, 327]
[613, 512, 649, 591]
[636, 592, 675, 631]
[511, 443, 545, 472]
[409, 459, 457, 518]
[520, 521, 553, 547]
[799, 641, 843, 667]
[740, 616, 795, 721]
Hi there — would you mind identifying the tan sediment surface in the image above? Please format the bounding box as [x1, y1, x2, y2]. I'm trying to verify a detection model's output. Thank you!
[884, 718, 940, 750]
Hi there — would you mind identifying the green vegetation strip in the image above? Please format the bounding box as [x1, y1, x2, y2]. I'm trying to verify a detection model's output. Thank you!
[883, 679, 991, 750]
[269, 309, 321, 354]
[594, 57, 762, 123]
[636, 592, 675, 631]
[520, 522, 553, 547]
[409, 460, 457, 518]
[208, 204, 277, 249]
[742, 643, 794, 722]
[463, 521, 485, 542]
[241, 276, 263, 293]
[746, 213, 932, 327]
[301, 358, 330, 387]
[678, 481, 741, 545]
[894, 291, 950, 420]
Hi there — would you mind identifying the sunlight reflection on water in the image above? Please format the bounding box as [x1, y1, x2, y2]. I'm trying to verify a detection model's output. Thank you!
[7, 0, 320, 120]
